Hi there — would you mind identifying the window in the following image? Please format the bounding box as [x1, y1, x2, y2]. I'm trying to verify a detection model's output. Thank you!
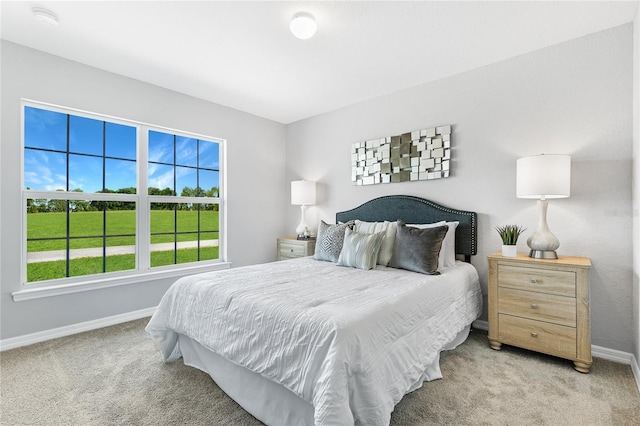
[147, 130, 221, 267]
[22, 102, 224, 286]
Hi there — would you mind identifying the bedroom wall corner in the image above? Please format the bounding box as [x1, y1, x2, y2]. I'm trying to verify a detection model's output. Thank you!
[285, 24, 635, 353]
[632, 3, 640, 389]
[0, 41, 288, 341]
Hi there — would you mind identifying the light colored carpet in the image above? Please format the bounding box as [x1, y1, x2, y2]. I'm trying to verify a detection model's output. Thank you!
[1, 318, 639, 425]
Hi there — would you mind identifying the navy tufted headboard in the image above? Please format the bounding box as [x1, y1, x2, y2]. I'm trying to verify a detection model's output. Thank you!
[335, 195, 477, 261]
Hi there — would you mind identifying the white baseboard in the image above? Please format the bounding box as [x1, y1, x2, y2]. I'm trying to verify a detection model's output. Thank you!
[472, 319, 640, 393]
[631, 354, 640, 393]
[591, 344, 634, 364]
[0, 306, 157, 351]
[472, 319, 488, 331]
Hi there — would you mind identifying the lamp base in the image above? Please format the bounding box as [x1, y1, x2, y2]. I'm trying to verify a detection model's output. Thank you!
[527, 199, 560, 260]
[529, 249, 558, 260]
[295, 205, 309, 237]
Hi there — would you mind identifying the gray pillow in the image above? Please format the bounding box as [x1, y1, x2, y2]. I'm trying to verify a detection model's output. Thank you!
[388, 221, 448, 275]
[314, 220, 354, 263]
[337, 228, 385, 270]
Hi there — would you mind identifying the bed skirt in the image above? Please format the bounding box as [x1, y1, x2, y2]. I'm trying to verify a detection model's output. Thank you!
[178, 325, 472, 426]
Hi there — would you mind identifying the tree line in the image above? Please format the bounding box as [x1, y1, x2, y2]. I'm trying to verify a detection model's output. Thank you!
[27, 186, 220, 213]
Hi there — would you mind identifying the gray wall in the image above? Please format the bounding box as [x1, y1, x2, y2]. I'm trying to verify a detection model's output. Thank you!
[286, 25, 635, 352]
[0, 41, 288, 340]
[633, 10, 640, 367]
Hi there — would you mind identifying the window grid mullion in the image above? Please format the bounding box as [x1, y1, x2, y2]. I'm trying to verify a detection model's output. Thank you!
[65, 114, 70, 278]
[103, 122, 107, 274]
[66, 200, 70, 278]
[174, 135, 177, 265]
[197, 140, 201, 261]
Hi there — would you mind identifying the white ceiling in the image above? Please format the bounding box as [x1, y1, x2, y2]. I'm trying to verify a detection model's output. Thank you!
[1, 1, 638, 124]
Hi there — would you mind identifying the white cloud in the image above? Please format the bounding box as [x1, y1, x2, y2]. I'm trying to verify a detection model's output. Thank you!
[149, 142, 172, 163]
[149, 169, 174, 190]
[176, 138, 196, 164]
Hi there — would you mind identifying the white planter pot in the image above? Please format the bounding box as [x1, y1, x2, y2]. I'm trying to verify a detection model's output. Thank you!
[501, 245, 517, 257]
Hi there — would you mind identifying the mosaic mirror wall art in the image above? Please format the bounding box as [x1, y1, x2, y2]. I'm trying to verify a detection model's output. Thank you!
[351, 125, 451, 185]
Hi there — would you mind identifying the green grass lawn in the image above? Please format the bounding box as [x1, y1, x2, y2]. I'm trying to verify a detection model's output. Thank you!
[27, 246, 219, 282]
[27, 209, 219, 251]
[26, 209, 220, 282]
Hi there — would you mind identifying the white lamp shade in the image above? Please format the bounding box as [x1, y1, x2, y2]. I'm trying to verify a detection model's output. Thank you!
[291, 180, 316, 205]
[516, 155, 571, 199]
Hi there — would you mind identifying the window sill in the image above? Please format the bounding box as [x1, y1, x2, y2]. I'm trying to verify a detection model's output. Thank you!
[12, 262, 232, 302]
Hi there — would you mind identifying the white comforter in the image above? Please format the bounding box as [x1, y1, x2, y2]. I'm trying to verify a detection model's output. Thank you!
[146, 257, 482, 425]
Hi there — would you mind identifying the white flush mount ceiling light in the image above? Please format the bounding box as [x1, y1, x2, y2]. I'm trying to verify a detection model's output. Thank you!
[32, 7, 59, 27]
[290, 12, 317, 40]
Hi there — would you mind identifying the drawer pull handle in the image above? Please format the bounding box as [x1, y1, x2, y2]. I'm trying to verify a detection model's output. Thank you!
[530, 278, 538, 283]
[531, 304, 538, 309]
[531, 332, 538, 338]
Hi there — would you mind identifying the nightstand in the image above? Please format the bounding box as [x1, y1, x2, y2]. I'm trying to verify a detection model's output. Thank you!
[277, 237, 316, 261]
[487, 252, 592, 373]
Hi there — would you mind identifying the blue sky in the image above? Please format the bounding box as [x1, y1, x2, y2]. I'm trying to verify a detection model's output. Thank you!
[148, 130, 219, 193]
[24, 106, 219, 194]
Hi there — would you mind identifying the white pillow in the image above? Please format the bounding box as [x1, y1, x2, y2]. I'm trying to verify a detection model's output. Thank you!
[407, 221, 459, 269]
[354, 220, 398, 266]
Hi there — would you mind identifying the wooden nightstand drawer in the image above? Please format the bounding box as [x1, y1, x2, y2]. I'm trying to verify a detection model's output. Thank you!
[498, 314, 576, 359]
[277, 237, 316, 260]
[498, 287, 576, 327]
[279, 241, 306, 258]
[498, 264, 576, 297]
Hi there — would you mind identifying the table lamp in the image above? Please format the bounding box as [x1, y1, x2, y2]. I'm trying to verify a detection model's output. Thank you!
[516, 154, 571, 259]
[291, 180, 316, 237]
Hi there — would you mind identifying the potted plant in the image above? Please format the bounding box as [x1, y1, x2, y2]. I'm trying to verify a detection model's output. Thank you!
[495, 225, 526, 257]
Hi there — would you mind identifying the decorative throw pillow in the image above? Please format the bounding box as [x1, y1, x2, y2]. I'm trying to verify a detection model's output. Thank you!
[353, 220, 398, 266]
[388, 221, 449, 275]
[337, 228, 385, 270]
[314, 220, 354, 263]
[408, 221, 459, 269]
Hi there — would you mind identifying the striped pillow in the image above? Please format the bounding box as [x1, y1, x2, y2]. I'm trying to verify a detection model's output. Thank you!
[337, 228, 385, 270]
[354, 220, 398, 266]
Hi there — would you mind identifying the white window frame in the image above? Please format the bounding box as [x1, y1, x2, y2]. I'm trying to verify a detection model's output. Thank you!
[14, 100, 229, 301]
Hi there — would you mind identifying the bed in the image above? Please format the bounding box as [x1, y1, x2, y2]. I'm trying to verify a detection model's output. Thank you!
[146, 195, 482, 425]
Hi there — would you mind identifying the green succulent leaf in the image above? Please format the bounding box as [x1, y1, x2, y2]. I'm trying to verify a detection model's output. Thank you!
[495, 224, 526, 245]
